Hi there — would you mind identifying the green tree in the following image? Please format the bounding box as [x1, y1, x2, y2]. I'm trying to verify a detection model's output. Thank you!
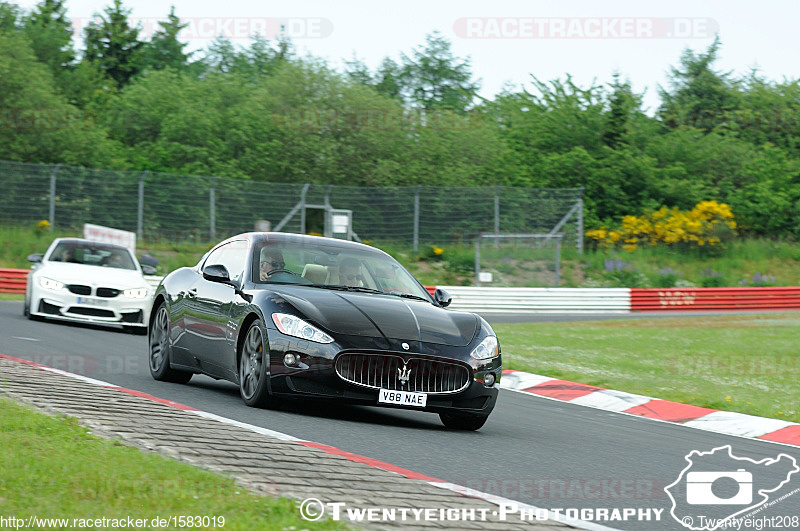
[142, 6, 190, 72]
[400, 32, 480, 112]
[658, 37, 740, 130]
[23, 0, 74, 75]
[601, 73, 639, 149]
[0, 26, 120, 166]
[83, 0, 144, 87]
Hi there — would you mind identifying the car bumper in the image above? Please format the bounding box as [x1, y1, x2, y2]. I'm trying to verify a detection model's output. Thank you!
[31, 290, 150, 327]
[281, 375, 500, 415]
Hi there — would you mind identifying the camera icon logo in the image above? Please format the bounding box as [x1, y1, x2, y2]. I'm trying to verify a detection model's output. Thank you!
[686, 469, 752, 505]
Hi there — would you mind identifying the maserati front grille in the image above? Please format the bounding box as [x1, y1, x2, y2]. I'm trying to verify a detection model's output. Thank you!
[335, 352, 471, 394]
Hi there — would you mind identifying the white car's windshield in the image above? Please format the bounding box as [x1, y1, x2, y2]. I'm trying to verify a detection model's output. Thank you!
[252, 237, 431, 301]
[49, 242, 137, 271]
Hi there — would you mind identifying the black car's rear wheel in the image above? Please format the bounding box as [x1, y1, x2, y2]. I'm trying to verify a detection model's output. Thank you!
[239, 319, 272, 407]
[439, 411, 490, 431]
[149, 302, 192, 384]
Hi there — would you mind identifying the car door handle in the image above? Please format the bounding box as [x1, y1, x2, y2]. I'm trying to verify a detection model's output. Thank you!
[186, 288, 197, 298]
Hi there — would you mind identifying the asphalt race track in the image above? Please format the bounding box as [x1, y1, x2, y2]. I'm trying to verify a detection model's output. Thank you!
[2, 300, 799, 530]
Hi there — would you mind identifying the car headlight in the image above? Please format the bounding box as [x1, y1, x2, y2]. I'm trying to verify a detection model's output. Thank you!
[272, 313, 334, 344]
[39, 277, 64, 291]
[123, 287, 149, 299]
[471, 336, 499, 360]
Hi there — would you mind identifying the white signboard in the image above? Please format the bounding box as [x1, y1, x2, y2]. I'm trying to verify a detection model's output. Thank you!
[479, 271, 493, 283]
[83, 223, 136, 252]
[331, 214, 349, 234]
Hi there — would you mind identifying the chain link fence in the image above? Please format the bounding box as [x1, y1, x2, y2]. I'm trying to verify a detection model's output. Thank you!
[1, 159, 583, 251]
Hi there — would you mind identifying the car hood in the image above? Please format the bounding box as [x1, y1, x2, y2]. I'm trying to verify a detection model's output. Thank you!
[270, 287, 478, 347]
[37, 262, 148, 288]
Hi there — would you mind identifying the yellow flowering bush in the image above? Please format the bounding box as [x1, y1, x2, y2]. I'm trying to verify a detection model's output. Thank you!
[587, 201, 736, 252]
[36, 219, 50, 234]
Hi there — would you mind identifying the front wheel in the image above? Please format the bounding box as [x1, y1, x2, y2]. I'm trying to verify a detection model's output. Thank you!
[239, 319, 272, 408]
[439, 411, 490, 431]
[149, 302, 192, 384]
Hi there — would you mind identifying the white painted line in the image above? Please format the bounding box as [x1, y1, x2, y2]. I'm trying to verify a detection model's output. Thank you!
[189, 409, 305, 443]
[683, 411, 794, 438]
[570, 389, 653, 412]
[429, 482, 621, 531]
[12, 336, 40, 342]
[37, 365, 120, 388]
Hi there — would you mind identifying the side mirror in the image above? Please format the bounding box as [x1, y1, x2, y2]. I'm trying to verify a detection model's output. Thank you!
[141, 264, 157, 276]
[27, 253, 43, 263]
[202, 264, 230, 283]
[434, 288, 452, 308]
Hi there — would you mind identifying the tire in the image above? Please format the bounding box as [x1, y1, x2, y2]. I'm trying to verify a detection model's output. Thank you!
[23, 286, 31, 318]
[238, 319, 272, 408]
[439, 411, 490, 431]
[148, 302, 192, 384]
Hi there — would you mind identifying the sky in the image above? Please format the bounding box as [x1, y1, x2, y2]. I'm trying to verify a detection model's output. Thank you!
[16, 0, 800, 113]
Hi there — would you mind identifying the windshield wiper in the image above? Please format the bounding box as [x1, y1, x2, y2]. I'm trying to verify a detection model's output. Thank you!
[306, 284, 385, 294]
[388, 292, 431, 302]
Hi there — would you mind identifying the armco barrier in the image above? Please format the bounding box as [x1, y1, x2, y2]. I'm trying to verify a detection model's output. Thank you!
[631, 287, 800, 312]
[437, 286, 631, 314]
[0, 268, 28, 294]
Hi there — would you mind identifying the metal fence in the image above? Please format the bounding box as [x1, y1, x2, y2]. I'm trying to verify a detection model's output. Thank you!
[0, 159, 584, 250]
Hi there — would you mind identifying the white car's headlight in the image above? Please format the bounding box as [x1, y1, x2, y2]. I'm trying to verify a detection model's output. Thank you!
[471, 336, 499, 360]
[39, 277, 64, 291]
[123, 287, 149, 299]
[272, 313, 334, 344]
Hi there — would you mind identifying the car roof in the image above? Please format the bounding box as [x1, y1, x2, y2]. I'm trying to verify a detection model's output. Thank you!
[221, 232, 388, 255]
[51, 238, 133, 252]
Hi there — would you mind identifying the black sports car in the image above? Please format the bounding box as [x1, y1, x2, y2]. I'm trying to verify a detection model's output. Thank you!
[148, 233, 501, 430]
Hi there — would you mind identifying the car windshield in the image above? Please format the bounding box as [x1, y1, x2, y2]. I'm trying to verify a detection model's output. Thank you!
[252, 237, 431, 301]
[49, 241, 137, 271]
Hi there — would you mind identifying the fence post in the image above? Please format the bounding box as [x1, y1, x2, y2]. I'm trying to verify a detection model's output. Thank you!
[555, 236, 561, 287]
[299, 183, 309, 234]
[413, 186, 420, 253]
[577, 189, 584, 254]
[209, 179, 216, 241]
[474, 235, 481, 287]
[494, 186, 500, 248]
[48, 164, 60, 230]
[137, 171, 147, 240]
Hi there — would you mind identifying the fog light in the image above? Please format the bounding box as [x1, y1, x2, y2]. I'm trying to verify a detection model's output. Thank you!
[484, 373, 496, 387]
[284, 353, 298, 367]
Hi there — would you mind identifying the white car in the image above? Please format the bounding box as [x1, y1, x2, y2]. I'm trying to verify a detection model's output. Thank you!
[24, 238, 156, 333]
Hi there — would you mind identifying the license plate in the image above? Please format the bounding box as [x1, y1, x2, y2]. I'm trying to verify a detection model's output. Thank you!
[77, 297, 107, 306]
[378, 389, 427, 407]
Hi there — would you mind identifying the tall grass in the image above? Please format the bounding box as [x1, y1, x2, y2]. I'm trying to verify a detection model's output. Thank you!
[2, 224, 799, 287]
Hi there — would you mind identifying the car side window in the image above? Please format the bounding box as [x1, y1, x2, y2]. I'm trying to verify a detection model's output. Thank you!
[203, 241, 248, 284]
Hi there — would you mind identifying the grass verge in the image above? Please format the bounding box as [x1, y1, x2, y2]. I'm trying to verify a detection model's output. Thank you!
[0, 397, 345, 530]
[494, 312, 800, 423]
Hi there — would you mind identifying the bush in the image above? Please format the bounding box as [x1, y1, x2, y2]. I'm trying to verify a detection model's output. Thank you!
[699, 268, 726, 287]
[587, 200, 737, 252]
[654, 267, 680, 288]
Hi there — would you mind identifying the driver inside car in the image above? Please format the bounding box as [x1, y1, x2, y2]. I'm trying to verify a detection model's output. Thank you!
[259, 249, 286, 281]
[338, 257, 363, 287]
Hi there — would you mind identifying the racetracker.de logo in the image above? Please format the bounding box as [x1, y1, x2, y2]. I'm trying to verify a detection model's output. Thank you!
[453, 17, 719, 39]
[70, 16, 333, 40]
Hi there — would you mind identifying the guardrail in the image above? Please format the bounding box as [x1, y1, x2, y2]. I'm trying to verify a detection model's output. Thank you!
[631, 287, 800, 312]
[435, 286, 631, 314]
[6, 269, 800, 314]
[0, 268, 28, 294]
